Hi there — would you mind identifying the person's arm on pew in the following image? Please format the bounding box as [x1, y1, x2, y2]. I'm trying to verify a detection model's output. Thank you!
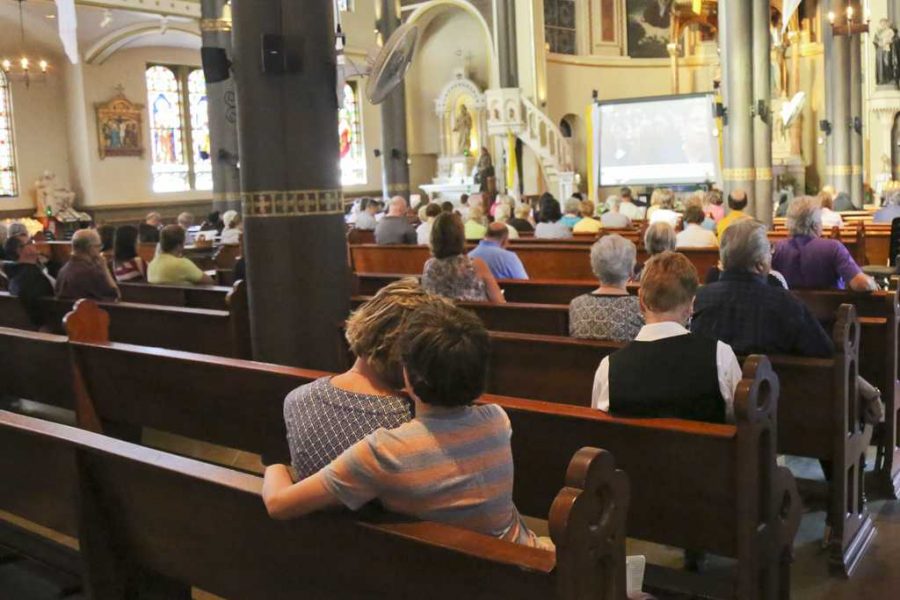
[472, 257, 506, 303]
[262, 467, 339, 519]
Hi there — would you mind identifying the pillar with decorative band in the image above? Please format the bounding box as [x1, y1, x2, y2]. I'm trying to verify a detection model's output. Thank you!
[752, 0, 773, 223]
[825, 0, 852, 197]
[232, 0, 350, 370]
[849, 0, 864, 207]
[201, 0, 241, 214]
[376, 0, 410, 201]
[720, 0, 756, 214]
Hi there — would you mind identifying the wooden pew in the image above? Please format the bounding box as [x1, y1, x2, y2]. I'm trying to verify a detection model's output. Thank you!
[861, 222, 892, 267]
[0, 283, 251, 360]
[0, 411, 629, 600]
[118, 281, 232, 310]
[0, 310, 801, 596]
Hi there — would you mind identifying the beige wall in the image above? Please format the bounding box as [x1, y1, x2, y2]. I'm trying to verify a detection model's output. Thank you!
[3, 58, 71, 213]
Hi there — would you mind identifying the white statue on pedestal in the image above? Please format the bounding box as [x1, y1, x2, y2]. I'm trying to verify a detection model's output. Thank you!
[34, 171, 89, 222]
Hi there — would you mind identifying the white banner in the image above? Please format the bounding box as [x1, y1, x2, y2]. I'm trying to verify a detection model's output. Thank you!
[782, 0, 803, 33]
[55, 0, 79, 64]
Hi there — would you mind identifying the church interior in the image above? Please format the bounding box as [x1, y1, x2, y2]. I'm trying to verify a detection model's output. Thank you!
[3, 0, 900, 598]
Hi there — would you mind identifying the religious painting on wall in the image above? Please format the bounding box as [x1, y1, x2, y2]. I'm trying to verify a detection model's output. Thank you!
[626, 0, 672, 58]
[95, 88, 144, 159]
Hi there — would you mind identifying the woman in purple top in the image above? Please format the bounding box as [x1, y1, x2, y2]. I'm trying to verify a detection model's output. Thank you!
[771, 196, 876, 291]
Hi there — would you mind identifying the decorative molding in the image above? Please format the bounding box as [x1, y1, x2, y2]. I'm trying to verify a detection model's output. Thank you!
[547, 53, 718, 69]
[826, 165, 854, 176]
[755, 168, 773, 181]
[199, 18, 232, 33]
[723, 167, 756, 181]
[851, 165, 863, 175]
[242, 190, 344, 217]
[76, 0, 200, 19]
[84, 22, 201, 64]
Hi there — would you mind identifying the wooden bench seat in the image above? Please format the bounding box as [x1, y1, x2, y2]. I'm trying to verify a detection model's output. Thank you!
[0, 411, 629, 599]
[118, 281, 233, 310]
[0, 305, 802, 596]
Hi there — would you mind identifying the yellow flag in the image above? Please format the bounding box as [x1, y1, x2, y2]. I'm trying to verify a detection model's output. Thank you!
[506, 132, 517, 192]
[692, 0, 702, 14]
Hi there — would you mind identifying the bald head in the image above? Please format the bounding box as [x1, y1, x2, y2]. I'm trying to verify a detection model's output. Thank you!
[728, 189, 749, 211]
[72, 229, 101, 256]
[388, 196, 407, 216]
[486, 221, 510, 243]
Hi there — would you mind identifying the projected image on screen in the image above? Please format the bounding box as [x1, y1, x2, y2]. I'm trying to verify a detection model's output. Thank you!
[598, 94, 720, 187]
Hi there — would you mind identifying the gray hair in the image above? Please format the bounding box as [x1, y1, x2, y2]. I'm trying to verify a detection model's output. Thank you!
[643, 222, 677, 255]
[8, 222, 27, 238]
[72, 229, 100, 254]
[564, 197, 581, 214]
[495, 203, 511, 221]
[605, 195, 621, 211]
[590, 234, 636, 286]
[177, 212, 194, 228]
[786, 195, 823, 237]
[720, 219, 771, 272]
[884, 189, 900, 207]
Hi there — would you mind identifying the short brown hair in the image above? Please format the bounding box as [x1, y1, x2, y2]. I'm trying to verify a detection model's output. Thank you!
[640, 251, 698, 313]
[430, 212, 465, 259]
[159, 224, 186, 253]
[400, 302, 489, 407]
[683, 204, 705, 225]
[579, 199, 595, 218]
[345, 278, 445, 388]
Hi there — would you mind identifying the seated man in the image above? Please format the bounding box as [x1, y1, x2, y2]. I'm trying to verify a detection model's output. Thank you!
[262, 302, 546, 548]
[592, 251, 741, 423]
[676, 205, 718, 248]
[147, 225, 214, 285]
[355, 198, 378, 230]
[873, 189, 900, 224]
[5, 238, 55, 329]
[468, 222, 529, 280]
[771, 196, 875, 291]
[599, 195, 632, 229]
[692, 219, 833, 357]
[55, 229, 120, 301]
[375, 196, 416, 245]
[138, 211, 162, 243]
[716, 189, 751, 240]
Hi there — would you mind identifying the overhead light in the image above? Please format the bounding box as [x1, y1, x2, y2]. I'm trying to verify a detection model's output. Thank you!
[2, 1, 49, 88]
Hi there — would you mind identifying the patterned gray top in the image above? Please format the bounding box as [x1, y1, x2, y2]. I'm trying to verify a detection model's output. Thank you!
[284, 376, 412, 479]
[568, 294, 644, 342]
[421, 255, 488, 302]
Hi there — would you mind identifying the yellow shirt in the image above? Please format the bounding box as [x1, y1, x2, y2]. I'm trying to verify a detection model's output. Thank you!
[148, 252, 205, 284]
[465, 220, 487, 240]
[572, 217, 602, 234]
[716, 210, 749, 240]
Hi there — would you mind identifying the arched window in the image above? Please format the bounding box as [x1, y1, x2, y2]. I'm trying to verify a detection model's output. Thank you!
[0, 71, 17, 197]
[188, 69, 212, 191]
[339, 82, 366, 186]
[146, 65, 189, 192]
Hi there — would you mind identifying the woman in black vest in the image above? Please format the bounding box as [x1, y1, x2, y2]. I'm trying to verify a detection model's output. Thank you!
[591, 251, 742, 424]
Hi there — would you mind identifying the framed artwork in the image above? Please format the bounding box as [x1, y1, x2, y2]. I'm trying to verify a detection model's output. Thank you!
[626, 0, 672, 58]
[96, 89, 144, 159]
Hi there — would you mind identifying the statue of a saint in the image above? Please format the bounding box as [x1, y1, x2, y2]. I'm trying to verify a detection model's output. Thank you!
[34, 171, 88, 222]
[453, 104, 473, 155]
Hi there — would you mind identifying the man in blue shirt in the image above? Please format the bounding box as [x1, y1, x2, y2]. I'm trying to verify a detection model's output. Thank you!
[468, 223, 528, 280]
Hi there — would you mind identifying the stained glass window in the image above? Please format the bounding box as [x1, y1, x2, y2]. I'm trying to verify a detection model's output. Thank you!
[545, 0, 576, 54]
[146, 65, 189, 192]
[0, 70, 17, 197]
[339, 82, 366, 186]
[337, 0, 352, 12]
[188, 69, 212, 191]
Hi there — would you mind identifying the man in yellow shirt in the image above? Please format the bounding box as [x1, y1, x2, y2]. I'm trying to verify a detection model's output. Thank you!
[148, 225, 215, 285]
[572, 200, 602, 234]
[716, 189, 751, 240]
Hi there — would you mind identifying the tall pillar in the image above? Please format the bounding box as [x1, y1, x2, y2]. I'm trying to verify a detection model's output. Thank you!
[752, 0, 773, 223]
[376, 0, 410, 199]
[231, 0, 350, 370]
[200, 0, 241, 213]
[825, 0, 853, 196]
[720, 0, 756, 211]
[497, 0, 518, 87]
[849, 1, 864, 207]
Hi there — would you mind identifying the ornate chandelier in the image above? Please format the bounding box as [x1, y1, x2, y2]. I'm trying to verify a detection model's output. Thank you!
[1, 0, 49, 88]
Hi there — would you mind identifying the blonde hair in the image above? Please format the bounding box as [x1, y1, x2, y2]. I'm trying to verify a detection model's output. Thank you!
[468, 205, 484, 222]
[579, 199, 595, 218]
[650, 188, 675, 209]
[515, 203, 532, 219]
[345, 278, 446, 388]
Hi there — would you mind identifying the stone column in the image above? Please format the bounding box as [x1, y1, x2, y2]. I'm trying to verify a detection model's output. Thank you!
[200, 0, 241, 212]
[720, 0, 756, 211]
[376, 0, 410, 200]
[825, 0, 853, 197]
[497, 0, 518, 87]
[849, 0, 864, 207]
[752, 0, 773, 223]
[231, 0, 350, 370]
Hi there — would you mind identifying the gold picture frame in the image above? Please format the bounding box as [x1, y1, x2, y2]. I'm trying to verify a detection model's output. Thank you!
[96, 89, 144, 159]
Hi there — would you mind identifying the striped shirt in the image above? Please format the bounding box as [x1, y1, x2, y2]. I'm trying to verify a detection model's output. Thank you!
[320, 403, 540, 547]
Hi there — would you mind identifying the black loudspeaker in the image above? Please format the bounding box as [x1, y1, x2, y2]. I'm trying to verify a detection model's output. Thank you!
[201, 47, 232, 83]
[261, 34, 286, 74]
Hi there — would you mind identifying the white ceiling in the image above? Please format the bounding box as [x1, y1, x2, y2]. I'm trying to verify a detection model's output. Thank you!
[0, 0, 200, 62]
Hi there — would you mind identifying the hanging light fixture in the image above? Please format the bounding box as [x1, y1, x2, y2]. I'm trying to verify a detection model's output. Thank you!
[1, 0, 49, 88]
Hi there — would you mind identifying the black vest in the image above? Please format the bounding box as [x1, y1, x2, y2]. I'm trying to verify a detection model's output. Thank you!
[608, 333, 726, 424]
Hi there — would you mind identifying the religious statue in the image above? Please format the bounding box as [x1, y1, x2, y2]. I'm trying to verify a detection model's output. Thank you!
[474, 148, 494, 193]
[453, 104, 473, 155]
[875, 19, 900, 88]
[33, 171, 89, 222]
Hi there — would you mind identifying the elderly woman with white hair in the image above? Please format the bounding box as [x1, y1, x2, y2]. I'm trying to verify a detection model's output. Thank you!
[560, 196, 583, 229]
[493, 202, 520, 239]
[771, 196, 875, 291]
[647, 188, 680, 227]
[569, 234, 643, 341]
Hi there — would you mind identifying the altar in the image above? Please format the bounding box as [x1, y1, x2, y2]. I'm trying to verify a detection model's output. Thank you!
[420, 70, 488, 205]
